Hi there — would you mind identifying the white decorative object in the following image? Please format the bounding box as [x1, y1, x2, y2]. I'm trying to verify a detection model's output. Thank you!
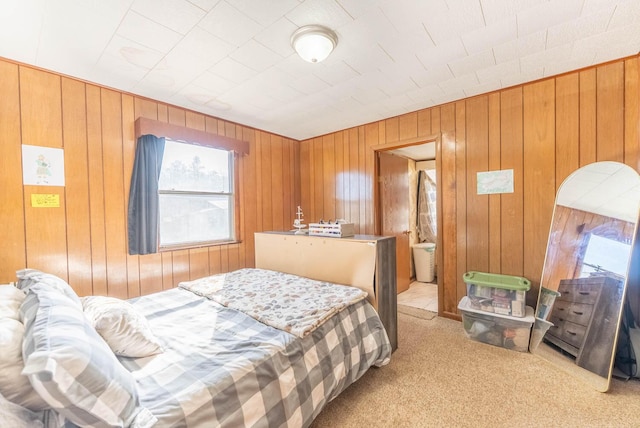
[293, 206, 307, 234]
[308, 220, 355, 238]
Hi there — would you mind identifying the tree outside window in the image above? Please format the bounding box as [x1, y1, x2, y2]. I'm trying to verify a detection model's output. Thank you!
[158, 140, 234, 248]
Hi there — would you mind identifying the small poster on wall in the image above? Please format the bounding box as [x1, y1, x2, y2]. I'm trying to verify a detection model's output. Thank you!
[31, 194, 60, 208]
[477, 169, 514, 195]
[22, 145, 65, 186]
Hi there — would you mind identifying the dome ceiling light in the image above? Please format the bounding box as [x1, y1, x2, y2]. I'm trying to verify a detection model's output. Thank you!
[291, 25, 338, 63]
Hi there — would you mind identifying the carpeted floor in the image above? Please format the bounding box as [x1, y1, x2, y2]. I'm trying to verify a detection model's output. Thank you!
[311, 310, 640, 428]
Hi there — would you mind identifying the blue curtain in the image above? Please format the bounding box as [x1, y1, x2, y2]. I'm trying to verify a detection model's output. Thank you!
[127, 134, 165, 255]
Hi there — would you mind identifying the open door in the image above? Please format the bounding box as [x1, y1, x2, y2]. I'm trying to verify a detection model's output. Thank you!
[378, 151, 411, 294]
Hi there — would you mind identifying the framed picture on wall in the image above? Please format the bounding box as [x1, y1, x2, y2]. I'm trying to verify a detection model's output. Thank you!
[22, 145, 65, 186]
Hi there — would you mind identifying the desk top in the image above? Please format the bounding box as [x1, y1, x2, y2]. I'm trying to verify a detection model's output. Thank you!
[258, 230, 394, 242]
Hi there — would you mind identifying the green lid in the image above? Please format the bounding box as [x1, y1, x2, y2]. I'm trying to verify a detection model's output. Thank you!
[463, 271, 531, 291]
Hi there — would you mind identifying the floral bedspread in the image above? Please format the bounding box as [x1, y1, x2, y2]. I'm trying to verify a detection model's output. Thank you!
[178, 268, 368, 337]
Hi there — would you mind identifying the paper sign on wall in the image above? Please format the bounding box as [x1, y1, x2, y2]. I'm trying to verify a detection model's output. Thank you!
[22, 145, 65, 186]
[477, 169, 514, 195]
[31, 194, 60, 207]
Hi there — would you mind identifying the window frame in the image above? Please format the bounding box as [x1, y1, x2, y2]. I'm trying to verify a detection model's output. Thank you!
[133, 117, 248, 253]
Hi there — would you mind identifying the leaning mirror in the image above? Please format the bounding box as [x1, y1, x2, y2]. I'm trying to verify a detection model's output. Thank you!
[529, 161, 640, 392]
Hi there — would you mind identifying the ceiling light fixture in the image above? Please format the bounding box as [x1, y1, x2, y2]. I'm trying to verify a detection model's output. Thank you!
[291, 25, 338, 63]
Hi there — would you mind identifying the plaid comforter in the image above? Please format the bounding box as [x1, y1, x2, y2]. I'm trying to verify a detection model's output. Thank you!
[113, 286, 390, 427]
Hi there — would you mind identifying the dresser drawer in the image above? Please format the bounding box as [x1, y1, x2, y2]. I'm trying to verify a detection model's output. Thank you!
[550, 300, 593, 326]
[557, 280, 602, 304]
[548, 316, 587, 349]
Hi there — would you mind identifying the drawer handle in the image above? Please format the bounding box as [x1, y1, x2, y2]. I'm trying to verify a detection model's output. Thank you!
[572, 311, 584, 315]
[578, 292, 591, 296]
[566, 330, 577, 336]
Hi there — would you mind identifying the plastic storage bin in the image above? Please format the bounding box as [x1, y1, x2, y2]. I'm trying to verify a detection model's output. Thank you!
[412, 243, 435, 282]
[535, 287, 561, 320]
[463, 271, 531, 317]
[458, 296, 534, 352]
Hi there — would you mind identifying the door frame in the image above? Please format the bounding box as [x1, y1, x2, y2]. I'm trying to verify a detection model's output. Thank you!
[372, 137, 443, 314]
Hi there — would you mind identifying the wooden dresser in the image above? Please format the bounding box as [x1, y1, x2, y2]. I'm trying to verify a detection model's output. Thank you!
[254, 232, 397, 351]
[544, 276, 624, 377]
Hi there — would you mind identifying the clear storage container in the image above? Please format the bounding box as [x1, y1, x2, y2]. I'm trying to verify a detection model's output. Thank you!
[458, 296, 534, 352]
[463, 271, 531, 317]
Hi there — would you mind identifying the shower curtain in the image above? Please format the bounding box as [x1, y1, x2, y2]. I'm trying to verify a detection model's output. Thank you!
[417, 170, 437, 244]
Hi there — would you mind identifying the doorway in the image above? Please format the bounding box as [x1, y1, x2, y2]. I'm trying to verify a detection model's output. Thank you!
[375, 141, 439, 313]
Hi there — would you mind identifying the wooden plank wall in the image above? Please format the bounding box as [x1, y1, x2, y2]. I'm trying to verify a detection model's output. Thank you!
[299, 56, 640, 319]
[541, 205, 636, 293]
[1, 55, 638, 317]
[0, 58, 300, 298]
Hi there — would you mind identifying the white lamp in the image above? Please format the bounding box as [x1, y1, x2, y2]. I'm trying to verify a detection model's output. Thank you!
[291, 25, 338, 63]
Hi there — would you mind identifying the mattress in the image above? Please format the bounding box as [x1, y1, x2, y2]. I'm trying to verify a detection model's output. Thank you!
[114, 282, 391, 427]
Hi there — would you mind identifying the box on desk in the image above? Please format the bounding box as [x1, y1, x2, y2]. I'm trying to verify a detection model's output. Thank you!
[463, 271, 531, 318]
[458, 296, 534, 352]
[308, 222, 355, 237]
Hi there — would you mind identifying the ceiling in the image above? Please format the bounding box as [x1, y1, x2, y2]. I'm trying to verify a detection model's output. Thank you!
[1, 0, 639, 141]
[557, 161, 640, 223]
[389, 142, 436, 161]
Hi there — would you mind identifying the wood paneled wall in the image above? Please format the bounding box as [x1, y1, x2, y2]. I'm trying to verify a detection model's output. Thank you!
[542, 205, 635, 293]
[0, 58, 300, 298]
[2, 55, 639, 317]
[299, 56, 640, 319]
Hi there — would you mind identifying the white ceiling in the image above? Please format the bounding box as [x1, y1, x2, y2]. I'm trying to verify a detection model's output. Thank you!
[557, 161, 640, 223]
[1, 0, 639, 141]
[389, 142, 436, 161]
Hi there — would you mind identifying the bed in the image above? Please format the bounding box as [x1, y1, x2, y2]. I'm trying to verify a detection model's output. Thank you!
[1, 268, 392, 428]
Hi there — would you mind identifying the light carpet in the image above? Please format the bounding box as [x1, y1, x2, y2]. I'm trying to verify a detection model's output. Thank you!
[311, 312, 640, 428]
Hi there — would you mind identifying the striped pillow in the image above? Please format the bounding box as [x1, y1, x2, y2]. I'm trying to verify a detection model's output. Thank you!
[16, 269, 81, 307]
[20, 284, 157, 428]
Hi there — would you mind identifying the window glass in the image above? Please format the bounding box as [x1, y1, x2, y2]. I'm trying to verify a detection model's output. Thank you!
[158, 140, 234, 247]
[580, 234, 631, 278]
[159, 142, 230, 192]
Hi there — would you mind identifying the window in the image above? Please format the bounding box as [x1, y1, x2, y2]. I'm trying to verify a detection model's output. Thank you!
[579, 233, 631, 279]
[157, 140, 234, 248]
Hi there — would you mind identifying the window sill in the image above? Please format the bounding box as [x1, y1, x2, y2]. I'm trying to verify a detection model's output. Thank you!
[159, 239, 242, 252]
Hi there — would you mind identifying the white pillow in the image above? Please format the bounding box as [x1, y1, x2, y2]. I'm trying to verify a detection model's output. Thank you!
[81, 296, 164, 358]
[0, 318, 48, 411]
[0, 284, 26, 320]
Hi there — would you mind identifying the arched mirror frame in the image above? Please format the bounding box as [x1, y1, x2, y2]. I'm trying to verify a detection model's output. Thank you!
[530, 161, 640, 392]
